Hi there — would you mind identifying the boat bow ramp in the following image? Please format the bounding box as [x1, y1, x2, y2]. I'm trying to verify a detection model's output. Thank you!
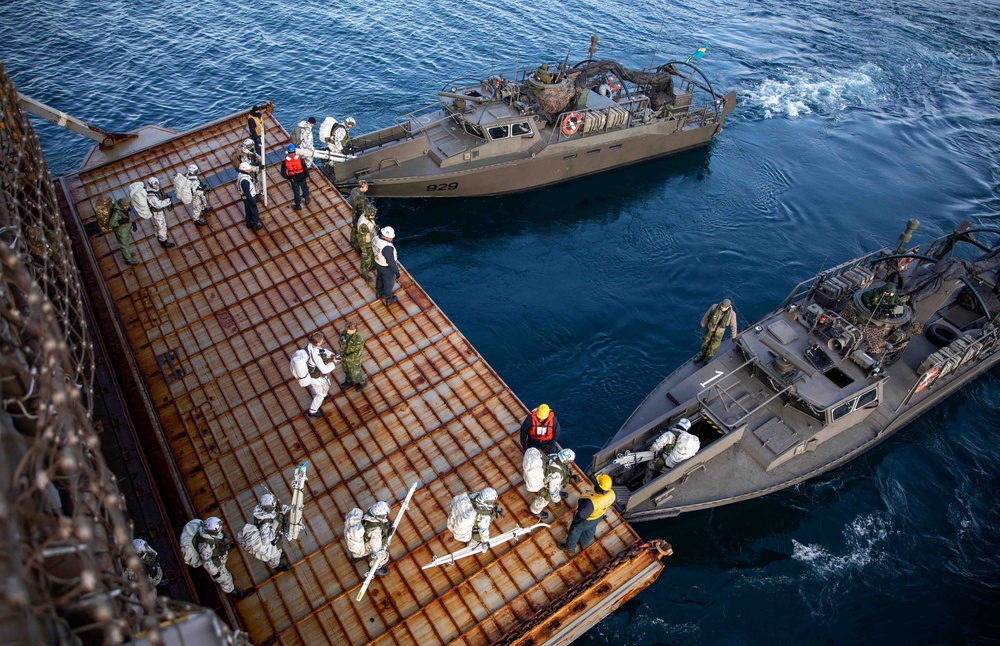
[57, 107, 666, 645]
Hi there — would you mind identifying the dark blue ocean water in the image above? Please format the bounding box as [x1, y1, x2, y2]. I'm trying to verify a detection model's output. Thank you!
[4, 0, 1000, 643]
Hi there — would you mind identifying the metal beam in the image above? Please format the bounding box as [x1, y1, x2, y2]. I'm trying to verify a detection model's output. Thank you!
[16, 93, 136, 149]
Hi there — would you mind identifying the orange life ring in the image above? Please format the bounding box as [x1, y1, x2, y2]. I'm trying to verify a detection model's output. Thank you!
[915, 366, 940, 393]
[561, 112, 582, 136]
[608, 74, 623, 92]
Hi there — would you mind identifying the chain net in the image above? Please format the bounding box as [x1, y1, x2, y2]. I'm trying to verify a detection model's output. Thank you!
[0, 61, 246, 645]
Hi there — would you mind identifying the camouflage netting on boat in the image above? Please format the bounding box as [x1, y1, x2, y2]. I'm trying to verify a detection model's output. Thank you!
[534, 60, 679, 119]
[0, 62, 247, 645]
[841, 304, 893, 354]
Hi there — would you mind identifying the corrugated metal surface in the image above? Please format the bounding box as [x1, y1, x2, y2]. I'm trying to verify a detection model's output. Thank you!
[59, 109, 663, 645]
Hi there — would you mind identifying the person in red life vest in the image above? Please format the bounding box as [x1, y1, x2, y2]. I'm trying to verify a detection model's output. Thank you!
[519, 403, 560, 454]
[280, 144, 311, 211]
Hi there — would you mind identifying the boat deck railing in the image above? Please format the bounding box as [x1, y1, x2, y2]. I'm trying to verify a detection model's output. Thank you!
[779, 248, 890, 310]
[696, 357, 793, 428]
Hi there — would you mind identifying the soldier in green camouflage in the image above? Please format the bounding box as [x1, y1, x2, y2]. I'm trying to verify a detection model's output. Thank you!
[861, 282, 903, 315]
[339, 319, 367, 391]
[108, 198, 139, 265]
[697, 298, 738, 363]
[348, 180, 370, 250]
[357, 203, 377, 282]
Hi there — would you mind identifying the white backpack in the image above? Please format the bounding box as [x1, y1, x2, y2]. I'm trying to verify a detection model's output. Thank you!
[128, 182, 151, 219]
[173, 172, 194, 205]
[522, 447, 545, 493]
[179, 519, 203, 567]
[447, 493, 476, 543]
[290, 349, 310, 385]
[651, 430, 678, 454]
[343, 508, 367, 557]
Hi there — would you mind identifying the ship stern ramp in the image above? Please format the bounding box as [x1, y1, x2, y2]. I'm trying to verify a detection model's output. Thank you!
[57, 107, 663, 644]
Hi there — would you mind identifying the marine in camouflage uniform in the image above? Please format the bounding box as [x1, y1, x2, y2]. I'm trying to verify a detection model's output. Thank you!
[132, 538, 168, 587]
[339, 320, 367, 391]
[357, 203, 377, 281]
[348, 181, 370, 248]
[108, 198, 139, 265]
[698, 298, 738, 363]
[860, 282, 903, 315]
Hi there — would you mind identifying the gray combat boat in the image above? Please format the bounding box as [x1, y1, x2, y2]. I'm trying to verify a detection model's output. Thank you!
[591, 220, 1000, 521]
[329, 37, 736, 197]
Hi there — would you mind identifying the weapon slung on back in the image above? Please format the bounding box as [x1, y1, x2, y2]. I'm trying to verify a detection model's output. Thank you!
[356, 481, 420, 601]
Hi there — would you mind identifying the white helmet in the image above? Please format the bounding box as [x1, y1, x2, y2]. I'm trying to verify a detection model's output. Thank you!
[345, 117, 356, 127]
[239, 161, 252, 173]
[203, 517, 223, 534]
[260, 493, 276, 508]
[132, 538, 148, 553]
[675, 418, 692, 432]
[187, 163, 199, 174]
[381, 226, 395, 239]
[146, 177, 159, 188]
[370, 501, 390, 517]
[558, 448, 575, 463]
[242, 138, 254, 149]
[479, 487, 498, 502]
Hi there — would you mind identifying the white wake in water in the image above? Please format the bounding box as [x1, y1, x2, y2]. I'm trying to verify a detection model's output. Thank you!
[746, 66, 883, 118]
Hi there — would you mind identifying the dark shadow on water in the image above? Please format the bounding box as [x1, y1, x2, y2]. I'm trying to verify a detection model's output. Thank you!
[375, 145, 716, 243]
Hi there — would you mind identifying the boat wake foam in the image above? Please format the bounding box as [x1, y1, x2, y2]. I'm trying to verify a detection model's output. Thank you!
[747, 65, 882, 119]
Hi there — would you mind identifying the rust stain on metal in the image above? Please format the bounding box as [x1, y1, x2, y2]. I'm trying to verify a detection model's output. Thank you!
[61, 110, 663, 645]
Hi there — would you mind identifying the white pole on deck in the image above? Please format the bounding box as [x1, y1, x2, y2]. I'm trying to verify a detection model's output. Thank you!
[261, 116, 268, 207]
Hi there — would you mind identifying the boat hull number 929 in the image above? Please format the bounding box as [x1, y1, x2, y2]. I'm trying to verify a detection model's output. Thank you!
[426, 182, 459, 192]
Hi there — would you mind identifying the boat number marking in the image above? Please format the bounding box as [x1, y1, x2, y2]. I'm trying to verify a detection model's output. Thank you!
[699, 371, 724, 388]
[426, 182, 459, 192]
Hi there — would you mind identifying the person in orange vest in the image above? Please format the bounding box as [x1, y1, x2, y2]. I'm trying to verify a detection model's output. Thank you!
[280, 144, 311, 211]
[557, 474, 616, 554]
[519, 404, 560, 454]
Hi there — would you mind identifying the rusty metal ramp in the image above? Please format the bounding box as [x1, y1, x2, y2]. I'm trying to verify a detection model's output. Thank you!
[58, 107, 665, 645]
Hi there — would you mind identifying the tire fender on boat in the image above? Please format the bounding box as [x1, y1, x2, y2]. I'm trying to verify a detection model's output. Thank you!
[561, 112, 582, 136]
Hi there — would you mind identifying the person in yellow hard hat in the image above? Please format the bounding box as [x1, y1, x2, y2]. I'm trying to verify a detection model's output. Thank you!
[557, 474, 616, 554]
[519, 403, 560, 454]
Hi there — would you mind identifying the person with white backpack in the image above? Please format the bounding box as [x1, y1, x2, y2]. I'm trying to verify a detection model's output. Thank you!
[447, 488, 504, 550]
[173, 163, 212, 226]
[343, 501, 392, 578]
[178, 516, 248, 598]
[290, 331, 339, 418]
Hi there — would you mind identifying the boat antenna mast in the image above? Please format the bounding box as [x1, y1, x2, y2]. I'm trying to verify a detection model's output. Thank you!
[649, 28, 661, 68]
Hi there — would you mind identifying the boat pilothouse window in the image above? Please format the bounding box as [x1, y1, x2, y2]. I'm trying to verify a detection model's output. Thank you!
[487, 122, 532, 140]
[463, 122, 486, 139]
[829, 387, 879, 422]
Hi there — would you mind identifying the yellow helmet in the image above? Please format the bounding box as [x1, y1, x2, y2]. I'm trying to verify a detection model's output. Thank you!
[536, 404, 550, 420]
[596, 474, 612, 491]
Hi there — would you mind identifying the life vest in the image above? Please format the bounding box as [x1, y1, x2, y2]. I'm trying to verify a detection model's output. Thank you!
[237, 172, 257, 198]
[372, 236, 395, 267]
[248, 113, 263, 136]
[284, 154, 304, 176]
[707, 305, 730, 336]
[357, 212, 375, 244]
[528, 409, 555, 441]
[579, 488, 616, 521]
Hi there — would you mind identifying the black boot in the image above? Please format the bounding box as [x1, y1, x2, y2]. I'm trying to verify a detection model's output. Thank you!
[275, 560, 291, 572]
[159, 239, 176, 248]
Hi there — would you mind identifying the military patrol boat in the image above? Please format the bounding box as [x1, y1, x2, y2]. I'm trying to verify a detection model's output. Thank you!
[591, 220, 1000, 521]
[329, 37, 736, 197]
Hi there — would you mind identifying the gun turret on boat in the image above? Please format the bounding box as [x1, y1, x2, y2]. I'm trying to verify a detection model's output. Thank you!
[592, 220, 1000, 521]
[326, 37, 736, 198]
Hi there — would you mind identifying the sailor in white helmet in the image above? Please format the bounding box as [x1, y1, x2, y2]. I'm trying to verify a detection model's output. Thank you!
[357, 501, 392, 577]
[191, 517, 247, 598]
[236, 161, 263, 232]
[372, 226, 400, 306]
[144, 177, 175, 248]
[130, 538, 169, 587]
[529, 448, 577, 521]
[239, 493, 291, 572]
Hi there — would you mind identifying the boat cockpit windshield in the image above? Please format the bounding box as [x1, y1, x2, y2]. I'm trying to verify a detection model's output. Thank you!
[486, 121, 533, 141]
[827, 386, 879, 424]
[462, 122, 486, 140]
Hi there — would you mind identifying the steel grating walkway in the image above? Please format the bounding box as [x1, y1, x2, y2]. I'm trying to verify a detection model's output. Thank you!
[58, 107, 664, 645]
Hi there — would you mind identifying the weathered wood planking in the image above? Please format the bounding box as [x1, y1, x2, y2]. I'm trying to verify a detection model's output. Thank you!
[62, 109, 662, 645]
